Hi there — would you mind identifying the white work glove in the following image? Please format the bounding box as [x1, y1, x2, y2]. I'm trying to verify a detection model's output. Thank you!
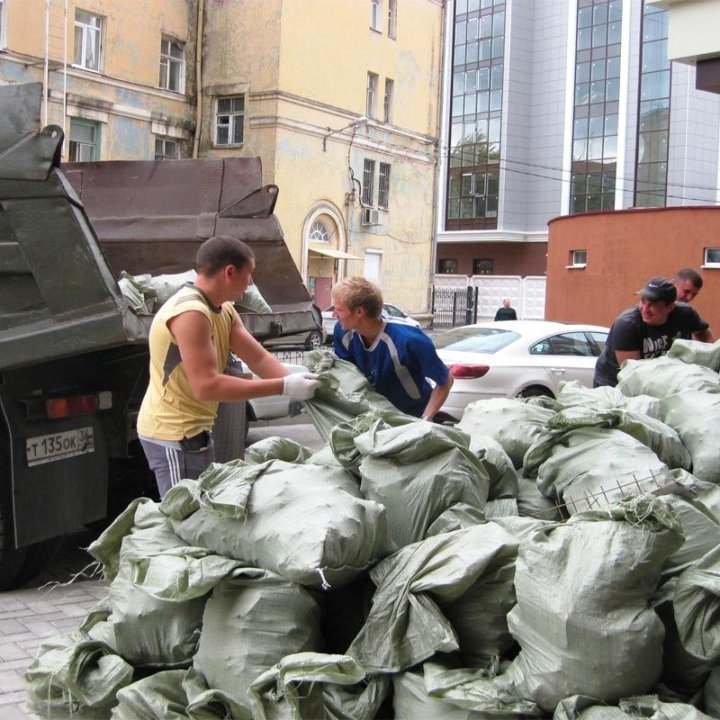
[282, 372, 320, 401]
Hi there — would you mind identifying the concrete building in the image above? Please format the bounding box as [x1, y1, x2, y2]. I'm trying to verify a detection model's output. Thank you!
[0, 0, 443, 315]
[649, 0, 720, 93]
[434, 0, 720, 312]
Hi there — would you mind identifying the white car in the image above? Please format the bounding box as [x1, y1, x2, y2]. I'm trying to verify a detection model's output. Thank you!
[433, 320, 609, 422]
[322, 303, 421, 339]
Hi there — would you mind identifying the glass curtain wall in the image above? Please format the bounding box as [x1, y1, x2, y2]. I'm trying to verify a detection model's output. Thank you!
[570, 0, 622, 214]
[446, 0, 506, 230]
[634, 2, 670, 207]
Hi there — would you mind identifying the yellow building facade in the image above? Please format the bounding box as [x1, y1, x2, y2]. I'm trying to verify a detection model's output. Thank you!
[0, 0, 443, 313]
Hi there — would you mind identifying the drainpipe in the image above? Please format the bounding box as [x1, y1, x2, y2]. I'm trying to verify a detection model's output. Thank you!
[192, 0, 205, 158]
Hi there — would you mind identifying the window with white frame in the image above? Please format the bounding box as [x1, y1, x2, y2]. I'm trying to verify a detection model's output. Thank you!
[155, 137, 179, 160]
[569, 249, 587, 268]
[309, 219, 331, 244]
[370, 0, 382, 31]
[704, 248, 720, 267]
[215, 95, 245, 146]
[388, 0, 397, 39]
[383, 78, 394, 124]
[68, 119, 100, 161]
[159, 36, 185, 92]
[362, 159, 375, 206]
[366, 72, 378, 119]
[378, 162, 391, 209]
[362, 159, 392, 210]
[74, 10, 103, 71]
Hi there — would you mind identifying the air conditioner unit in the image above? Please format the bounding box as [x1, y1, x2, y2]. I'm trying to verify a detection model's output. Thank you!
[361, 208, 380, 226]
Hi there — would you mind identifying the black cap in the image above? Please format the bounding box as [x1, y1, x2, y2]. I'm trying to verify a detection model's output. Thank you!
[635, 277, 677, 303]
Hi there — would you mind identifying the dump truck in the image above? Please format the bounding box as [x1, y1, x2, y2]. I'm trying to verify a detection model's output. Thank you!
[0, 83, 321, 589]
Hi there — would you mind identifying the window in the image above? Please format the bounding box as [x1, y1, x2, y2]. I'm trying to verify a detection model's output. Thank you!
[362, 159, 376, 206]
[68, 119, 100, 161]
[74, 10, 103, 71]
[438, 259, 458, 274]
[634, 4, 671, 208]
[309, 220, 331, 244]
[366, 72, 379, 119]
[155, 137, 179, 160]
[362, 160, 392, 209]
[370, 0, 382, 31]
[383, 78, 394, 124]
[159, 36, 185, 92]
[704, 248, 720, 267]
[530, 332, 597, 357]
[215, 95, 245, 146]
[569, 249, 587, 267]
[445, 1, 505, 231]
[473, 259, 494, 275]
[388, 0, 397, 39]
[378, 163, 391, 209]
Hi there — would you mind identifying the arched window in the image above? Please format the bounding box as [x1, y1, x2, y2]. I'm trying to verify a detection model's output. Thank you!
[309, 219, 331, 244]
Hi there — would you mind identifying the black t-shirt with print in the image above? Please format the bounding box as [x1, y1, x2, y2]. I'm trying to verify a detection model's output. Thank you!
[593, 304, 709, 387]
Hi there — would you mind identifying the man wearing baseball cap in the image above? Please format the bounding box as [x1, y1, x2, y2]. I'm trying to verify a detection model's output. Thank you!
[593, 276, 714, 387]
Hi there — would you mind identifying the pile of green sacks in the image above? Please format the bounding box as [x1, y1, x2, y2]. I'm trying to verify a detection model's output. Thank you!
[25, 345, 720, 718]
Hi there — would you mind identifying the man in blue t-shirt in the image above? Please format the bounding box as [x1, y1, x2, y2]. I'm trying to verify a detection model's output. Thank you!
[594, 276, 714, 388]
[331, 277, 453, 420]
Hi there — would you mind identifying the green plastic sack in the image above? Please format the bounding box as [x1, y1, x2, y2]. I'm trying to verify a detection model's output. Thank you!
[303, 353, 397, 442]
[525, 425, 674, 516]
[111, 667, 248, 720]
[393, 664, 541, 719]
[667, 337, 720, 372]
[661, 391, 720, 484]
[457, 398, 555, 469]
[674, 543, 720, 663]
[193, 570, 322, 716]
[355, 420, 490, 548]
[162, 459, 395, 589]
[553, 693, 715, 719]
[248, 653, 367, 720]
[348, 523, 519, 673]
[26, 635, 134, 719]
[245, 436, 314, 465]
[501, 496, 683, 712]
[555, 380, 663, 419]
[91, 501, 227, 668]
[467, 435, 519, 499]
[617, 355, 720, 398]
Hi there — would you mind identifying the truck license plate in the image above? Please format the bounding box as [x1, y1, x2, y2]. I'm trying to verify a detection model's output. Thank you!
[26, 427, 95, 467]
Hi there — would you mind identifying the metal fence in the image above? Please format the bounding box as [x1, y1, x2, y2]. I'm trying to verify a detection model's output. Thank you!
[431, 286, 479, 329]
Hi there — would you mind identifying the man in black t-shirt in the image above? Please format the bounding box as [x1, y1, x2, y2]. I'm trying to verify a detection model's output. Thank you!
[593, 277, 713, 388]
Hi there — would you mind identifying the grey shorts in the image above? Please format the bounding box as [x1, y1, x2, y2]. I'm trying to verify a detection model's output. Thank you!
[140, 431, 215, 499]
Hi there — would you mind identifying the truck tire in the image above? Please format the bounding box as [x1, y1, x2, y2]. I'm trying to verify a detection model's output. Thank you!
[0, 443, 58, 590]
[0, 501, 27, 591]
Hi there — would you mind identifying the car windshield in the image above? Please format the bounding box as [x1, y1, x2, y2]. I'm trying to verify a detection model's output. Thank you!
[433, 327, 520, 353]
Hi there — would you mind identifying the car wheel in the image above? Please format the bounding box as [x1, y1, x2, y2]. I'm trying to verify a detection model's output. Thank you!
[517, 386, 553, 399]
[304, 330, 324, 350]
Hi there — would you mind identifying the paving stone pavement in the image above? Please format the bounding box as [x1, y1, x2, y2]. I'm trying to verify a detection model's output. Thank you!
[0, 533, 109, 719]
[0, 419, 325, 719]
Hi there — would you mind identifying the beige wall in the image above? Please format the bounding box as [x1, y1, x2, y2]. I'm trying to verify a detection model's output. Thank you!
[6, 0, 193, 87]
[199, 0, 443, 313]
[3, 0, 443, 312]
[2, 0, 195, 159]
